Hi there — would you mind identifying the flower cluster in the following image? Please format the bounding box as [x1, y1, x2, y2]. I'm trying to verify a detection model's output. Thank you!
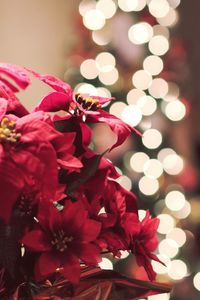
[0, 63, 163, 297]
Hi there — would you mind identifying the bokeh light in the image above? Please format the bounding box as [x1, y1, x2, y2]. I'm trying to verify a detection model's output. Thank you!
[75, 83, 97, 94]
[172, 200, 191, 219]
[79, 0, 96, 16]
[159, 238, 179, 258]
[96, 52, 116, 72]
[139, 176, 159, 195]
[165, 190, 186, 211]
[118, 0, 147, 12]
[157, 148, 176, 162]
[157, 213, 175, 234]
[83, 9, 105, 30]
[99, 257, 113, 270]
[167, 228, 187, 247]
[143, 55, 163, 75]
[142, 128, 162, 149]
[153, 24, 170, 39]
[157, 8, 178, 27]
[137, 95, 157, 116]
[143, 159, 163, 179]
[116, 175, 132, 191]
[167, 259, 188, 280]
[152, 254, 171, 274]
[128, 22, 153, 45]
[149, 35, 169, 56]
[148, 0, 170, 18]
[193, 272, 200, 291]
[148, 293, 170, 300]
[96, 0, 117, 19]
[121, 104, 142, 126]
[109, 101, 127, 118]
[165, 100, 186, 121]
[98, 67, 119, 85]
[127, 89, 145, 104]
[132, 70, 152, 90]
[148, 78, 168, 99]
[130, 152, 149, 172]
[163, 153, 184, 175]
[80, 59, 99, 79]
[92, 30, 110, 45]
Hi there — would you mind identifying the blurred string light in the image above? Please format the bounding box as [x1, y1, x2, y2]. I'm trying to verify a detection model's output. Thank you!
[79, 0, 190, 284]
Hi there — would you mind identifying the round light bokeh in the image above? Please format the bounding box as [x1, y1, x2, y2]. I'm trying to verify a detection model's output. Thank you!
[127, 89, 146, 105]
[159, 238, 179, 258]
[167, 259, 188, 280]
[163, 153, 184, 175]
[92, 30, 110, 45]
[130, 152, 149, 173]
[121, 104, 142, 126]
[75, 83, 97, 95]
[152, 254, 171, 274]
[157, 213, 175, 234]
[99, 257, 113, 270]
[99, 68, 119, 85]
[132, 70, 152, 90]
[83, 9, 105, 30]
[139, 176, 159, 195]
[157, 148, 176, 162]
[143, 159, 163, 179]
[165, 190, 186, 211]
[167, 228, 187, 247]
[148, 0, 170, 18]
[143, 55, 163, 75]
[148, 78, 168, 99]
[109, 101, 127, 118]
[79, 0, 96, 16]
[137, 95, 157, 116]
[80, 59, 99, 79]
[128, 22, 153, 45]
[149, 35, 169, 56]
[172, 200, 191, 219]
[96, 0, 117, 19]
[165, 100, 186, 121]
[142, 129, 162, 149]
[148, 293, 170, 300]
[118, 0, 147, 12]
[193, 272, 200, 291]
[116, 175, 132, 191]
[96, 52, 116, 72]
[157, 8, 178, 27]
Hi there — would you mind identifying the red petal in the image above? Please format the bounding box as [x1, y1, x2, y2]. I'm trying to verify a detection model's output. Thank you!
[22, 230, 51, 252]
[75, 243, 101, 265]
[61, 253, 80, 284]
[0, 63, 30, 89]
[35, 252, 60, 281]
[0, 98, 7, 119]
[33, 92, 71, 112]
[80, 219, 101, 242]
[27, 69, 73, 95]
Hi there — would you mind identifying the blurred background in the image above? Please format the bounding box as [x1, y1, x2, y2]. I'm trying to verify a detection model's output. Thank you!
[0, 0, 200, 299]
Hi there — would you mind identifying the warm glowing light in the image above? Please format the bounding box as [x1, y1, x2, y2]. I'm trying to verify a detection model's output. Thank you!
[120, 250, 130, 259]
[148, 0, 170, 18]
[96, 0, 117, 19]
[143, 159, 163, 179]
[130, 152, 149, 173]
[138, 209, 147, 221]
[172, 200, 191, 219]
[157, 148, 176, 162]
[132, 70, 152, 90]
[80, 59, 99, 79]
[142, 129, 162, 149]
[127, 89, 145, 105]
[92, 30, 110, 45]
[96, 52, 116, 72]
[165, 82, 180, 100]
[193, 272, 200, 291]
[116, 175, 132, 191]
[148, 293, 170, 300]
[159, 238, 179, 258]
[158, 8, 178, 27]
[96, 87, 111, 98]
[148, 78, 168, 99]
[143, 55, 163, 75]
[99, 257, 113, 270]
[139, 176, 159, 195]
[128, 22, 153, 45]
[137, 95, 157, 116]
[109, 101, 126, 118]
[165, 100, 186, 121]
[167, 228, 187, 247]
[75, 83, 97, 94]
[83, 9, 105, 30]
[167, 259, 188, 280]
[157, 214, 175, 234]
[165, 190, 186, 211]
[152, 254, 170, 274]
[99, 68, 119, 85]
[118, 0, 146, 12]
[149, 35, 169, 56]
[121, 105, 142, 126]
[163, 153, 184, 175]
[79, 0, 96, 16]
[168, 0, 181, 9]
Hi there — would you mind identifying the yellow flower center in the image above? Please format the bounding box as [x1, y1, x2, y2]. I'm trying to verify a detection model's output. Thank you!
[75, 93, 101, 111]
[0, 117, 21, 143]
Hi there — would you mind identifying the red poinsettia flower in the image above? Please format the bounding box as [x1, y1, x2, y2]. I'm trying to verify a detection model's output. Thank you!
[22, 200, 101, 283]
[122, 211, 162, 281]
[0, 110, 63, 223]
[28, 69, 141, 150]
[0, 63, 30, 116]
